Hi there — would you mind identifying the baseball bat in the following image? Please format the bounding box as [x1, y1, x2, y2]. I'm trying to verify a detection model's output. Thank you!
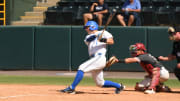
[98, 9, 117, 41]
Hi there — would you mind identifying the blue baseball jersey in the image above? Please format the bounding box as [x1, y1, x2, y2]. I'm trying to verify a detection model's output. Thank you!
[122, 0, 141, 10]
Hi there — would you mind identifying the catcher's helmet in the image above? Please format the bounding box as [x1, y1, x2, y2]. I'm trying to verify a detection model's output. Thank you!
[84, 21, 98, 31]
[129, 43, 146, 57]
[129, 43, 146, 51]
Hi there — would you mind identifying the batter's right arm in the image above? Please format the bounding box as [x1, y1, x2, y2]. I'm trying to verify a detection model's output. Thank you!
[105, 38, 114, 45]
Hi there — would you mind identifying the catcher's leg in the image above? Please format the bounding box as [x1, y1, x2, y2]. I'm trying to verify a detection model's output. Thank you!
[159, 67, 169, 83]
[144, 68, 160, 94]
[135, 76, 151, 91]
[155, 67, 171, 92]
[148, 68, 160, 90]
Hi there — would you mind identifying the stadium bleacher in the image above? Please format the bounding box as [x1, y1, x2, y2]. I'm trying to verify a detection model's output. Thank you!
[155, 6, 174, 25]
[44, 0, 180, 26]
[141, 6, 156, 26]
[175, 6, 180, 26]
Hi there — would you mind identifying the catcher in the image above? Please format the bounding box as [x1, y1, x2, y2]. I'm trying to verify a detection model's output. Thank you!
[106, 43, 171, 94]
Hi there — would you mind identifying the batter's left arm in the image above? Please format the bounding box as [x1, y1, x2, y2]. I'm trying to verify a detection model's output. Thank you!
[99, 37, 114, 45]
[99, 31, 114, 45]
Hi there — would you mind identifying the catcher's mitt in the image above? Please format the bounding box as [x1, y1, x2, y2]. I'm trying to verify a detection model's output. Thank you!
[106, 56, 118, 67]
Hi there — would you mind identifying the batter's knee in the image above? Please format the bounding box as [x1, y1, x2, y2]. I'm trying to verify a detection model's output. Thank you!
[134, 83, 146, 91]
[95, 80, 104, 87]
[174, 67, 180, 81]
[78, 64, 86, 72]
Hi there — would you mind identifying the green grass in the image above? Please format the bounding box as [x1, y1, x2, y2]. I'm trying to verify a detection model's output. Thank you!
[0, 75, 180, 88]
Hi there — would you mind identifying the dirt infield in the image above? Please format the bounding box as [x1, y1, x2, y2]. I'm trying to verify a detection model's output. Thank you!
[0, 70, 177, 79]
[0, 84, 180, 101]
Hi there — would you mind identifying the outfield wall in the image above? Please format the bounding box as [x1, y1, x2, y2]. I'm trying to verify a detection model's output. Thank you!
[0, 26, 176, 72]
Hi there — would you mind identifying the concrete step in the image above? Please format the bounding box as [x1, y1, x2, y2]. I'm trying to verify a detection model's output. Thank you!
[47, 0, 61, 3]
[20, 16, 44, 22]
[12, 21, 43, 26]
[25, 12, 44, 16]
[37, 2, 57, 7]
[33, 7, 47, 12]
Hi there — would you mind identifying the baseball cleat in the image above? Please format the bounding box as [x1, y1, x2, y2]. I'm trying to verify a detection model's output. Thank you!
[144, 89, 155, 94]
[60, 86, 76, 94]
[115, 84, 125, 94]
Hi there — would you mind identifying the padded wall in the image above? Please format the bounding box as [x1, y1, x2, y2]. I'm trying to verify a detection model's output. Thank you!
[34, 26, 71, 70]
[108, 26, 147, 71]
[0, 26, 33, 69]
[147, 27, 176, 72]
[0, 26, 176, 72]
[71, 26, 89, 70]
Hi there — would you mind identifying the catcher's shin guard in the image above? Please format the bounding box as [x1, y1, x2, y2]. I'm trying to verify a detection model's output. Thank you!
[135, 83, 146, 91]
[148, 68, 160, 90]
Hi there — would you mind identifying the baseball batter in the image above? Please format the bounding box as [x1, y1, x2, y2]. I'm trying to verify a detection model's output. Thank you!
[60, 21, 124, 94]
[106, 43, 170, 94]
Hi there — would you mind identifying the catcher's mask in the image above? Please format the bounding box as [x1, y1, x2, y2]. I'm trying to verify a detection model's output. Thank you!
[168, 27, 176, 41]
[129, 43, 146, 57]
[168, 27, 180, 41]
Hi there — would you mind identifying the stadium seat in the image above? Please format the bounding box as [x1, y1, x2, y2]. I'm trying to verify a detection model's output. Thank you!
[105, 0, 121, 6]
[75, 6, 89, 25]
[57, 0, 75, 7]
[44, 11, 62, 25]
[141, 6, 156, 25]
[74, 0, 90, 6]
[152, 0, 169, 7]
[155, 6, 175, 25]
[62, 6, 78, 24]
[174, 7, 180, 25]
[45, 5, 78, 25]
[140, 0, 152, 7]
[169, 0, 180, 7]
[89, 0, 98, 5]
[61, 0, 74, 3]
[47, 6, 62, 11]
[62, 6, 78, 13]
